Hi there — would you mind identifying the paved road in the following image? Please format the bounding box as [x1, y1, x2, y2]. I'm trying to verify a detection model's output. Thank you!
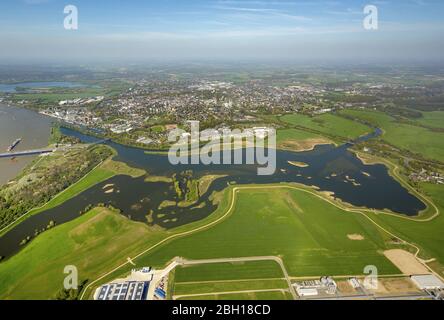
[0, 148, 54, 158]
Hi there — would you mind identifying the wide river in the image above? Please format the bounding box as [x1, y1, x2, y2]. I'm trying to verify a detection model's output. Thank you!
[0, 104, 53, 185]
[0, 121, 427, 259]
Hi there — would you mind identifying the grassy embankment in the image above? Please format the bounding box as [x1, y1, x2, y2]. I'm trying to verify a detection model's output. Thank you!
[0, 206, 159, 299]
[0, 158, 145, 237]
[0, 184, 403, 299]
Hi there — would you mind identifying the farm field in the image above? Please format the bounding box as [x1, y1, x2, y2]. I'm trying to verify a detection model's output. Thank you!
[0, 207, 166, 299]
[276, 128, 332, 151]
[413, 111, 444, 129]
[340, 109, 444, 161]
[280, 113, 371, 141]
[0, 186, 237, 300]
[130, 187, 400, 277]
[173, 279, 288, 297]
[0, 184, 403, 300]
[172, 261, 289, 301]
[175, 261, 284, 282]
[177, 290, 292, 300]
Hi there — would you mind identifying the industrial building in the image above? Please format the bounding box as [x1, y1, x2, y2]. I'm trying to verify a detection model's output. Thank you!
[411, 274, 444, 290]
[294, 276, 338, 297]
[348, 278, 362, 289]
[94, 267, 153, 301]
[95, 281, 150, 300]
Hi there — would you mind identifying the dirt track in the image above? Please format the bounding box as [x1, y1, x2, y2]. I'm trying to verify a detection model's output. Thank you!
[384, 249, 429, 275]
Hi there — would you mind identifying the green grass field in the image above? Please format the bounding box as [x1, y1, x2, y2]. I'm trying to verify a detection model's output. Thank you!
[171, 260, 289, 299]
[280, 113, 371, 140]
[0, 166, 114, 237]
[0, 184, 401, 299]
[131, 187, 399, 277]
[175, 261, 284, 283]
[340, 109, 444, 161]
[370, 183, 444, 274]
[173, 279, 288, 296]
[414, 111, 444, 129]
[0, 207, 165, 299]
[0, 188, 236, 299]
[177, 290, 292, 300]
[0, 159, 146, 237]
[277, 128, 322, 142]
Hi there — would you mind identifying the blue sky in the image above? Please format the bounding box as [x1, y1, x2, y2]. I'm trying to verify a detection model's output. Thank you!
[1, 0, 443, 63]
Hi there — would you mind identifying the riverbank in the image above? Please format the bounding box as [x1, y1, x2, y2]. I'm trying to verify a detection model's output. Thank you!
[0, 124, 429, 263]
[80, 182, 442, 300]
[0, 154, 146, 238]
[0, 180, 437, 300]
[351, 149, 438, 221]
[0, 104, 53, 185]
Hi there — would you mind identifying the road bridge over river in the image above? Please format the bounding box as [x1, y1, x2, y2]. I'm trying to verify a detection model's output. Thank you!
[0, 149, 54, 158]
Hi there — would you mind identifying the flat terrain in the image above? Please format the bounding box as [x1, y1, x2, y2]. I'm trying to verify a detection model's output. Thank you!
[383, 249, 429, 275]
[174, 279, 288, 297]
[175, 260, 284, 282]
[413, 111, 444, 129]
[276, 128, 332, 151]
[131, 187, 399, 277]
[0, 207, 164, 299]
[177, 290, 293, 300]
[172, 261, 289, 299]
[370, 277, 421, 296]
[371, 183, 444, 275]
[280, 113, 370, 140]
[340, 109, 444, 161]
[0, 185, 402, 299]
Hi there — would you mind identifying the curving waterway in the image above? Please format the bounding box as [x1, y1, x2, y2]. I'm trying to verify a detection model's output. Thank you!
[0, 127, 426, 259]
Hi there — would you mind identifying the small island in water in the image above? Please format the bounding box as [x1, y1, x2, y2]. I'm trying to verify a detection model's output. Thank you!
[288, 161, 309, 168]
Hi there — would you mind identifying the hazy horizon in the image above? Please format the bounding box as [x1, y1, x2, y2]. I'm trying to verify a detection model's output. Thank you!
[1, 0, 444, 64]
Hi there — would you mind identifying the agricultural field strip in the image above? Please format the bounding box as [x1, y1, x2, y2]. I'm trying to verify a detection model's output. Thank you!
[173, 288, 288, 300]
[80, 182, 443, 299]
[177, 256, 297, 299]
[175, 277, 285, 285]
[288, 274, 405, 280]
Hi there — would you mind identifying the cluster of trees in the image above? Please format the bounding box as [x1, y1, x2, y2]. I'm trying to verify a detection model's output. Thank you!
[55, 280, 88, 300]
[0, 145, 112, 230]
[172, 170, 200, 205]
[48, 125, 81, 145]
